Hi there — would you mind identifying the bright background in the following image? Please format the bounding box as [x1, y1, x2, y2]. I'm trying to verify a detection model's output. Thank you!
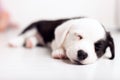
[1, 0, 117, 29]
[0, 0, 120, 80]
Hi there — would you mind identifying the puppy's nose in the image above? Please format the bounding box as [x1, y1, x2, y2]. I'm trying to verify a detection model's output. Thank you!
[77, 50, 88, 60]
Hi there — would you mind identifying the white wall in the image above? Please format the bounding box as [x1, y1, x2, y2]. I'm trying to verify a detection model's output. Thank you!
[116, 0, 120, 29]
[1, 0, 116, 29]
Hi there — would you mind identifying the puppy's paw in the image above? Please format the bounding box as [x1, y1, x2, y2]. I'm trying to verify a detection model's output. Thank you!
[8, 37, 24, 47]
[25, 39, 34, 48]
[52, 49, 66, 59]
[25, 37, 38, 48]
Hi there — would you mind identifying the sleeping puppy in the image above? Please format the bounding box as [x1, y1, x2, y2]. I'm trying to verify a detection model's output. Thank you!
[8, 17, 115, 65]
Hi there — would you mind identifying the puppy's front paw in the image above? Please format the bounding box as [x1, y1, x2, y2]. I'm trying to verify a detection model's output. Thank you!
[52, 49, 66, 59]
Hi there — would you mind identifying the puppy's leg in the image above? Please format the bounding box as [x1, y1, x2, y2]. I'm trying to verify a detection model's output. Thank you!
[51, 40, 66, 59]
[25, 32, 45, 48]
[8, 28, 37, 47]
[8, 35, 25, 47]
[25, 35, 38, 48]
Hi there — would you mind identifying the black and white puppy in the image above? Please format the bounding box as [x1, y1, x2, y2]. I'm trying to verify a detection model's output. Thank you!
[8, 17, 115, 64]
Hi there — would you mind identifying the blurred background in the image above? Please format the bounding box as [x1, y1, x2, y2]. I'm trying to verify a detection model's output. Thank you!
[0, 0, 119, 31]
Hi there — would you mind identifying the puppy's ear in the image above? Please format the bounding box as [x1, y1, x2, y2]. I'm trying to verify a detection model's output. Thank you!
[106, 32, 115, 59]
[55, 22, 72, 48]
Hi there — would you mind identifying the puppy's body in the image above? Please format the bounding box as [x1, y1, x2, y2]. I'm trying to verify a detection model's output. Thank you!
[21, 19, 69, 43]
[9, 17, 115, 64]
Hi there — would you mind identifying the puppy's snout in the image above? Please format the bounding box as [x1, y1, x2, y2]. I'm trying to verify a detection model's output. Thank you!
[77, 50, 88, 60]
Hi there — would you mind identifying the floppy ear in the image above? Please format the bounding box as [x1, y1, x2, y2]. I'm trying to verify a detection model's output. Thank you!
[106, 32, 115, 59]
[55, 22, 72, 48]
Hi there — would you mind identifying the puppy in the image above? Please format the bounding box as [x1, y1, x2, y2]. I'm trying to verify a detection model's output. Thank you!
[8, 17, 115, 64]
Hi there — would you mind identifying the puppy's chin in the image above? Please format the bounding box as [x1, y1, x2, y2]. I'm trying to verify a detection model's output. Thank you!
[70, 59, 84, 65]
[69, 57, 97, 65]
[71, 60, 96, 65]
[80, 59, 97, 65]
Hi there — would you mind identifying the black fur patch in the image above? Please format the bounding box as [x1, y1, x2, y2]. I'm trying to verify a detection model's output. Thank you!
[94, 39, 108, 58]
[20, 19, 69, 43]
[94, 32, 115, 59]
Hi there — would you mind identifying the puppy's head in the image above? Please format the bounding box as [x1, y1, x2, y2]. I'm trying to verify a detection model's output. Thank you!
[55, 18, 115, 65]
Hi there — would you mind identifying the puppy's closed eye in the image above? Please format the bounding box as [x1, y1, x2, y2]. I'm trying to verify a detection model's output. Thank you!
[74, 33, 83, 40]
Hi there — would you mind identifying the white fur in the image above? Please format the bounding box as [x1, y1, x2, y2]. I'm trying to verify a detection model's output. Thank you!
[51, 48, 66, 59]
[55, 20, 73, 48]
[8, 36, 25, 47]
[8, 28, 37, 47]
[51, 40, 66, 59]
[53, 18, 106, 64]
